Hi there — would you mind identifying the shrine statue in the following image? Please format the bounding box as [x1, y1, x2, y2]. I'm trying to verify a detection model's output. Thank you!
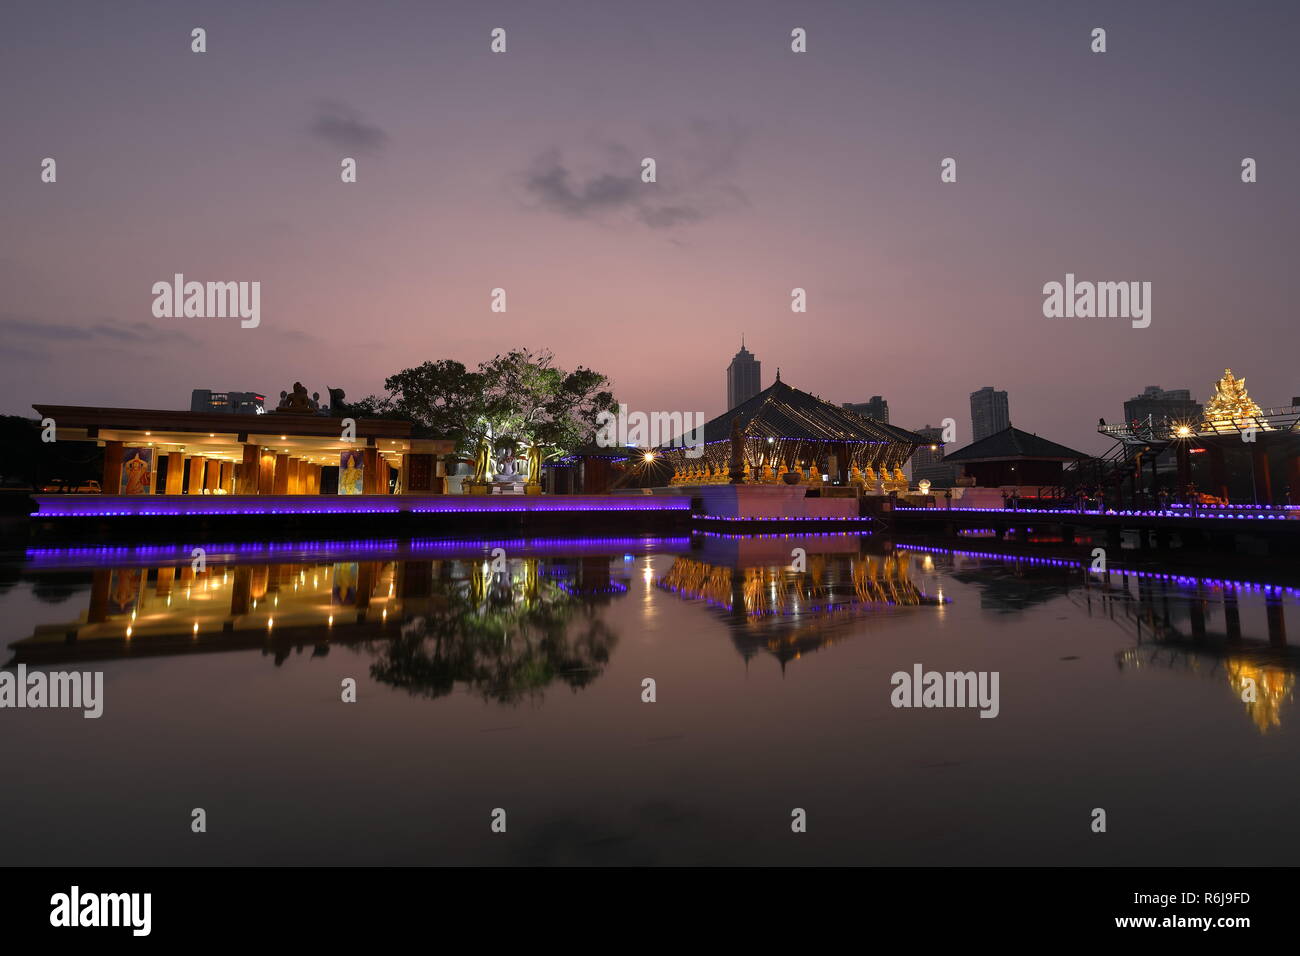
[277, 382, 316, 413]
[525, 444, 545, 483]
[472, 437, 493, 484]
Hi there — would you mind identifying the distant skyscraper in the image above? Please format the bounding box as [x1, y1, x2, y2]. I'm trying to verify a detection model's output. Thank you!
[970, 387, 1010, 441]
[842, 396, 889, 423]
[726, 341, 761, 410]
[1123, 386, 1202, 427]
[191, 389, 266, 414]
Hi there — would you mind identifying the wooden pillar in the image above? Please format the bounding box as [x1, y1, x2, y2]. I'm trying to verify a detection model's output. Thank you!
[258, 450, 276, 495]
[102, 441, 124, 494]
[307, 464, 320, 494]
[1266, 595, 1287, 648]
[230, 566, 252, 616]
[1175, 443, 1190, 500]
[164, 451, 185, 495]
[87, 569, 111, 623]
[273, 454, 291, 495]
[287, 458, 301, 494]
[1208, 445, 1229, 502]
[203, 458, 219, 493]
[357, 562, 375, 609]
[239, 444, 260, 494]
[186, 456, 206, 495]
[1224, 588, 1242, 644]
[363, 446, 380, 494]
[219, 460, 234, 493]
[1251, 444, 1272, 506]
[155, 566, 175, 597]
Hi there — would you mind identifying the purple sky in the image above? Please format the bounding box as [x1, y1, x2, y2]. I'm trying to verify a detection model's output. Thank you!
[2, 0, 1297, 453]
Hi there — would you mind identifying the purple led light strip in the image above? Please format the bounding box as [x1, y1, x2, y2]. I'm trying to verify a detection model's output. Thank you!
[896, 544, 1300, 596]
[894, 506, 1298, 521]
[31, 493, 692, 518]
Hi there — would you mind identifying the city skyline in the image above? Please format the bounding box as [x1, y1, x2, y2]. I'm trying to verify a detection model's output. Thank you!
[4, 1, 1299, 458]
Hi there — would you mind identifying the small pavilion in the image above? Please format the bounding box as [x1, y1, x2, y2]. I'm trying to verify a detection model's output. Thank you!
[656, 375, 928, 489]
[942, 426, 1089, 491]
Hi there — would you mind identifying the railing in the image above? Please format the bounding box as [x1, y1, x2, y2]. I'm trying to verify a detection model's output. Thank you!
[1100, 406, 1300, 441]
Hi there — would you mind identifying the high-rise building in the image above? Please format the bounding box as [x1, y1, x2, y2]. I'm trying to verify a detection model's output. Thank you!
[191, 389, 266, 414]
[1122, 386, 1201, 428]
[842, 396, 889, 423]
[726, 341, 761, 410]
[970, 387, 1010, 441]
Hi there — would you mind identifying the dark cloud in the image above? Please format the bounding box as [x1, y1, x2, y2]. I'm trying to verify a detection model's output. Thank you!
[0, 315, 198, 347]
[639, 204, 704, 229]
[520, 120, 748, 230]
[308, 100, 389, 152]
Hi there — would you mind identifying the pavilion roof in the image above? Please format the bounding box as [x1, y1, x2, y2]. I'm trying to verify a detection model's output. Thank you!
[942, 425, 1089, 463]
[685, 379, 929, 446]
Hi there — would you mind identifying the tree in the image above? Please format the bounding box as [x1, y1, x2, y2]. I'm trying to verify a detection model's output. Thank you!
[358, 350, 616, 460]
[477, 349, 617, 460]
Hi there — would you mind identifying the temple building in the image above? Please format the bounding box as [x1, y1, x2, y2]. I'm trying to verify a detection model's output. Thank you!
[658, 374, 929, 489]
[942, 426, 1089, 495]
[32, 399, 454, 497]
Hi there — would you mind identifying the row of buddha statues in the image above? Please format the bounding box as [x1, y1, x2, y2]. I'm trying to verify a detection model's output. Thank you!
[666, 459, 909, 492]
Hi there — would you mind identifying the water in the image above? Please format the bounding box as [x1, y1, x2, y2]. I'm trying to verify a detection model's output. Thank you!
[2, 531, 1298, 866]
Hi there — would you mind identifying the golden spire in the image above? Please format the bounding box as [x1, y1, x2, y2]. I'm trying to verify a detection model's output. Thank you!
[1203, 368, 1267, 431]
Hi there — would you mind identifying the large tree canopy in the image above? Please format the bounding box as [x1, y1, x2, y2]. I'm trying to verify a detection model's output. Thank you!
[354, 349, 616, 457]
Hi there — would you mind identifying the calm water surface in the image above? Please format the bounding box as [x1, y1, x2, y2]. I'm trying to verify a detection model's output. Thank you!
[2, 531, 1297, 865]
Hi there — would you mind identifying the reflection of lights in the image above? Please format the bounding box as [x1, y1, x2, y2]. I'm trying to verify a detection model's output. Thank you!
[267, 617, 274, 630]
[1227, 660, 1294, 734]
[125, 625, 132, 637]
[327, 615, 334, 627]
[193, 622, 199, 634]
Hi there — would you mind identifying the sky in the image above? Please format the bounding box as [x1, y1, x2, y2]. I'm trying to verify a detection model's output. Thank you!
[1, 0, 1297, 454]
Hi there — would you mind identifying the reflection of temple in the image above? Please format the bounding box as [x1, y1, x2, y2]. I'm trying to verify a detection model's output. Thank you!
[657, 537, 943, 667]
[1100, 575, 1300, 734]
[7, 551, 629, 705]
[902, 542, 1300, 733]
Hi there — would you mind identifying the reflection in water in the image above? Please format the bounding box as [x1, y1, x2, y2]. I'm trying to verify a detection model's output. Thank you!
[7, 535, 1300, 731]
[7, 549, 628, 704]
[1226, 661, 1295, 734]
[5, 533, 1300, 866]
[900, 543, 1300, 734]
[658, 538, 944, 666]
[370, 557, 620, 704]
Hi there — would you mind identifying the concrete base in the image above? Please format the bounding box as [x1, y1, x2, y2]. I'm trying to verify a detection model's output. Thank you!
[656, 483, 859, 519]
